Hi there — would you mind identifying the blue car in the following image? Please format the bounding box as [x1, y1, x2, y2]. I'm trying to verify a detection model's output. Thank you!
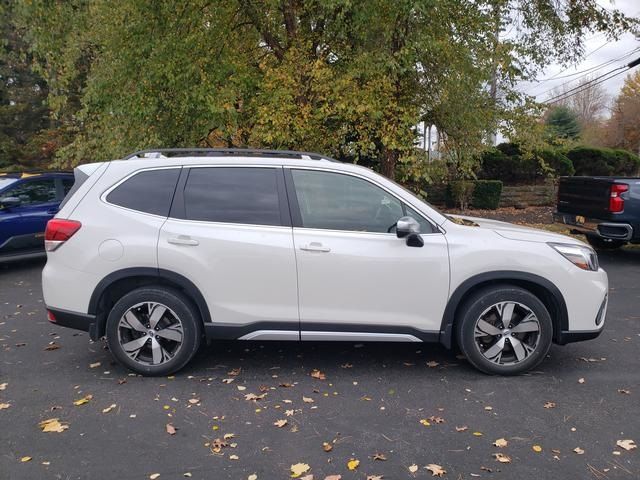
[0, 171, 74, 262]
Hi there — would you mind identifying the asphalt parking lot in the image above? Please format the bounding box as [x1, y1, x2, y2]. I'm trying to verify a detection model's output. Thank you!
[1, 250, 638, 480]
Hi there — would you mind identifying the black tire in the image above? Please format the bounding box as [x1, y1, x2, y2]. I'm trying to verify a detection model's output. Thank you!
[106, 286, 202, 376]
[456, 285, 553, 375]
[585, 234, 626, 250]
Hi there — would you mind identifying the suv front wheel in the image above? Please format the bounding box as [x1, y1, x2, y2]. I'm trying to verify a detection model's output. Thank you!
[456, 285, 553, 375]
[106, 287, 202, 376]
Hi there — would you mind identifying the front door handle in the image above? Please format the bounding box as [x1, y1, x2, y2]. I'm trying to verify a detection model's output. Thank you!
[300, 242, 331, 252]
[167, 235, 199, 246]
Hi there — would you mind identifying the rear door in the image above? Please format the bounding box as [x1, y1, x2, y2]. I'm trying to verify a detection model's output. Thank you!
[0, 177, 59, 255]
[158, 166, 299, 339]
[286, 168, 450, 341]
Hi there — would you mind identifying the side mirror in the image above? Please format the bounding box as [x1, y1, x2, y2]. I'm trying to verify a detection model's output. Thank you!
[0, 197, 21, 209]
[396, 216, 424, 248]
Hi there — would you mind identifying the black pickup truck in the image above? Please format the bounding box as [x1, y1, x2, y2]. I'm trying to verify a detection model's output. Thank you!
[554, 176, 640, 249]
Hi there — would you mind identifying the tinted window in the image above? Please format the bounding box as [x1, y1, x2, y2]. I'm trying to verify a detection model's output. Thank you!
[62, 178, 74, 195]
[0, 179, 57, 205]
[106, 169, 180, 216]
[183, 167, 282, 225]
[291, 170, 404, 233]
[405, 205, 435, 234]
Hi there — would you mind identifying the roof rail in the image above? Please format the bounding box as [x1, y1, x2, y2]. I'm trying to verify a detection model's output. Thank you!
[123, 148, 339, 162]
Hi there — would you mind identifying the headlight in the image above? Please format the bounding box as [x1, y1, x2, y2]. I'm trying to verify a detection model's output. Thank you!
[548, 242, 599, 271]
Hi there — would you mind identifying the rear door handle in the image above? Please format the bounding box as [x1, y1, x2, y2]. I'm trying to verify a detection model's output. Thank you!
[167, 235, 199, 246]
[300, 242, 331, 252]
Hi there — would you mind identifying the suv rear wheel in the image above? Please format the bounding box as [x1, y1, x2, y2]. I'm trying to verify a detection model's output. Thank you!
[456, 285, 553, 375]
[106, 287, 201, 376]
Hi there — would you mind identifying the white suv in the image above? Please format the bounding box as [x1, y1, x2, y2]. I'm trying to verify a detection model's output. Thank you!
[42, 149, 608, 376]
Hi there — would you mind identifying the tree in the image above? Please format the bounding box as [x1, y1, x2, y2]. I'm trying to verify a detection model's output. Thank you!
[0, 0, 51, 168]
[604, 71, 640, 155]
[545, 106, 581, 140]
[13, 0, 638, 178]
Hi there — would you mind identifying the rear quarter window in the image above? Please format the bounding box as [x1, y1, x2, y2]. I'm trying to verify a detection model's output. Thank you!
[106, 168, 180, 216]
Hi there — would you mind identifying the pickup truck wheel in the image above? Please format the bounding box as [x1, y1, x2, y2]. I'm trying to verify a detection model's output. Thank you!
[106, 287, 201, 376]
[586, 235, 626, 250]
[456, 286, 553, 375]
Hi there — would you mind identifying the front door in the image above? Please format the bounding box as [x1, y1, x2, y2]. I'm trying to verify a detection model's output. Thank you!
[286, 168, 450, 341]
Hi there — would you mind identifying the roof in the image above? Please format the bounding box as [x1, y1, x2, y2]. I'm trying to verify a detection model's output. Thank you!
[123, 148, 339, 162]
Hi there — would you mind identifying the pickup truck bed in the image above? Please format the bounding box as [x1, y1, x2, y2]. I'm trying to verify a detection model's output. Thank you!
[553, 176, 640, 248]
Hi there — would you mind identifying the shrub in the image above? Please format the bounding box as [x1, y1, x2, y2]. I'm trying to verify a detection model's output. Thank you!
[446, 180, 475, 210]
[567, 147, 640, 176]
[537, 149, 574, 177]
[479, 145, 540, 184]
[472, 180, 503, 209]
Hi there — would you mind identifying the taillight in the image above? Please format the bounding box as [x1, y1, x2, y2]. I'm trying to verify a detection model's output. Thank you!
[609, 183, 629, 213]
[44, 219, 82, 251]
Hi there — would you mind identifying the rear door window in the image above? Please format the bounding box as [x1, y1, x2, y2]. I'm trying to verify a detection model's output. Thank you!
[0, 179, 57, 205]
[182, 167, 283, 226]
[106, 168, 180, 216]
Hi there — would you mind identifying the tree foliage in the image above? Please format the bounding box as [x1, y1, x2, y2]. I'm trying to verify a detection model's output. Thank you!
[604, 71, 640, 154]
[9, 0, 638, 177]
[545, 105, 581, 140]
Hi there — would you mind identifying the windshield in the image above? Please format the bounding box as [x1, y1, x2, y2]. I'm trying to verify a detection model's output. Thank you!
[0, 178, 18, 192]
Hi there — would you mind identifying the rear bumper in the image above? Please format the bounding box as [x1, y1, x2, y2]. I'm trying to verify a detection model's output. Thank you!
[47, 307, 99, 340]
[553, 212, 633, 241]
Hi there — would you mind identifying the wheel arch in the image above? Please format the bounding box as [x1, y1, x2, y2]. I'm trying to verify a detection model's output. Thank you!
[439, 271, 568, 349]
[88, 267, 211, 340]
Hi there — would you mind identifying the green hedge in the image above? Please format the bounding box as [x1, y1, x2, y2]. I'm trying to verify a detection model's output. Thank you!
[446, 180, 503, 210]
[567, 146, 640, 176]
[479, 143, 573, 183]
[472, 180, 503, 209]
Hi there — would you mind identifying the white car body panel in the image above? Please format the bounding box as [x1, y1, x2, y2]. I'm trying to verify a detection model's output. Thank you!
[42, 152, 608, 358]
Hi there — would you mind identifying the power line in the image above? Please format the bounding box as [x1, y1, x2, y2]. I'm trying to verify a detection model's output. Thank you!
[527, 47, 640, 97]
[545, 59, 638, 105]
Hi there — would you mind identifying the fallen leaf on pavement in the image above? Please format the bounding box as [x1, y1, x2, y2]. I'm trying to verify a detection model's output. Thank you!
[248, 475, 258, 480]
[426, 361, 439, 368]
[573, 447, 585, 455]
[322, 442, 333, 452]
[0, 403, 10, 410]
[366, 476, 383, 480]
[20, 456, 32, 463]
[149, 474, 160, 480]
[616, 439, 637, 451]
[544, 402, 556, 409]
[420, 419, 431, 426]
[0, 383, 7, 390]
[89, 362, 101, 369]
[274, 419, 288, 428]
[426, 464, 446, 477]
[237, 386, 247, 391]
[473, 432, 483, 436]
[290, 463, 310, 478]
[455, 426, 468, 432]
[493, 438, 508, 448]
[618, 389, 630, 395]
[44, 343, 60, 351]
[325, 476, 341, 480]
[578, 378, 585, 384]
[310, 370, 326, 380]
[73, 395, 92, 406]
[347, 459, 359, 470]
[409, 464, 419, 473]
[229, 454, 239, 460]
[302, 396, 314, 403]
[102, 404, 116, 414]
[244, 393, 267, 401]
[373, 453, 387, 461]
[493, 453, 511, 463]
[188, 398, 200, 405]
[532, 445, 542, 453]
[166, 423, 177, 435]
[39, 418, 68, 433]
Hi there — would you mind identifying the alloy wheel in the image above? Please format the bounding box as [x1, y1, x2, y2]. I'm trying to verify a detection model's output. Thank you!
[473, 301, 541, 366]
[117, 302, 184, 366]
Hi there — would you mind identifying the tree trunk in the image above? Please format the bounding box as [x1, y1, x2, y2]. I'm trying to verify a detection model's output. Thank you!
[380, 148, 398, 180]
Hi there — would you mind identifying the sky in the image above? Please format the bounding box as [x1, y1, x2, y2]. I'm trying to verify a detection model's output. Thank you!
[519, 0, 640, 104]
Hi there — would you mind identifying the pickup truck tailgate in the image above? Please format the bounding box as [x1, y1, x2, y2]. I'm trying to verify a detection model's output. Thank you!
[557, 177, 612, 217]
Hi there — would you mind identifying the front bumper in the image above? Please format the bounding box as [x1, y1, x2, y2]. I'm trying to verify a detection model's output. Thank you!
[47, 307, 100, 340]
[553, 212, 633, 241]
